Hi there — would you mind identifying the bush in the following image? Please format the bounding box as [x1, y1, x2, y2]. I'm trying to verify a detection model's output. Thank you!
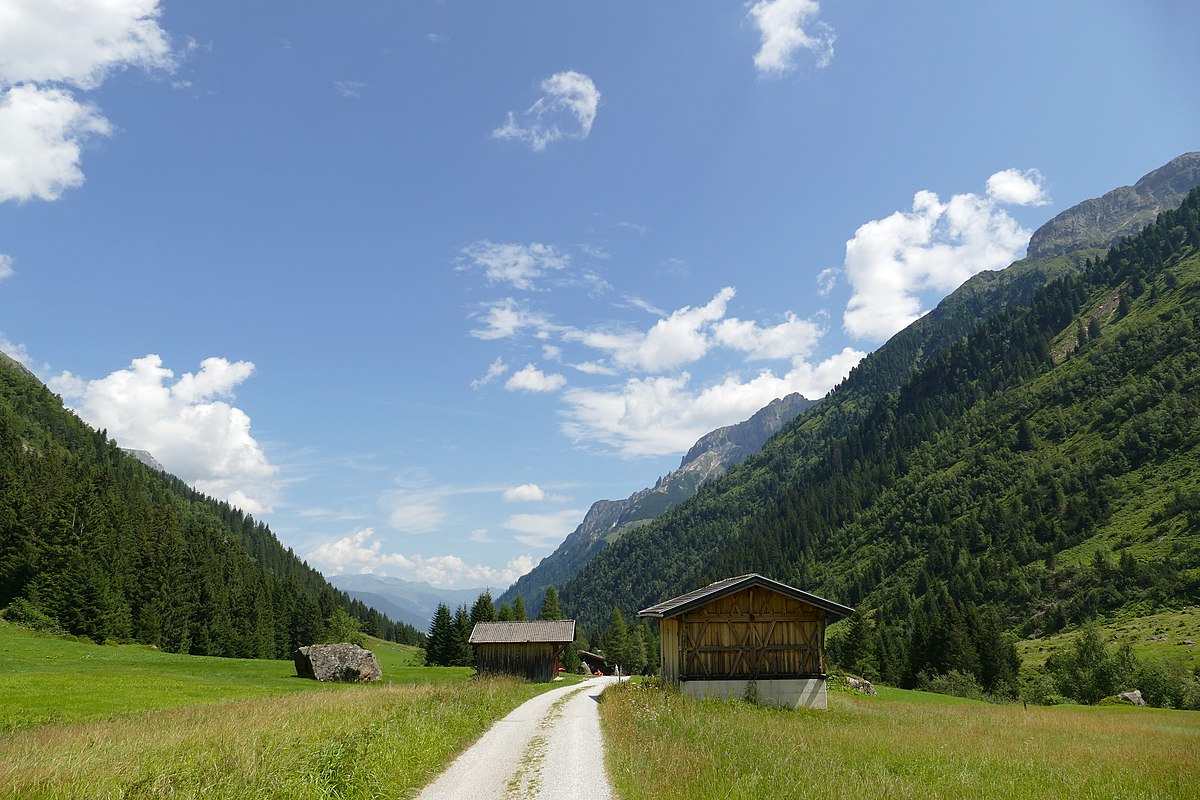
[916, 669, 985, 701]
[1, 599, 66, 635]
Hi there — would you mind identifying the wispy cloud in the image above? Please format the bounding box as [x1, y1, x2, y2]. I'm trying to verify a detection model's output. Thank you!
[461, 241, 570, 290]
[333, 80, 366, 98]
[492, 70, 600, 151]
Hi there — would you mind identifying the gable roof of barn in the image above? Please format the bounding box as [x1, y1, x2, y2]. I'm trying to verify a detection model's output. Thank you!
[468, 619, 576, 644]
[638, 573, 854, 621]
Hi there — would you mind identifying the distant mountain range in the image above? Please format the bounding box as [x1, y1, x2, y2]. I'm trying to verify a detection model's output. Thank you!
[498, 392, 815, 613]
[327, 573, 485, 631]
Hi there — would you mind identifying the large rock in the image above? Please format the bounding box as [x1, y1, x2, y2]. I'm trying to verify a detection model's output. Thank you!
[294, 643, 382, 682]
[846, 676, 877, 696]
[1118, 689, 1146, 707]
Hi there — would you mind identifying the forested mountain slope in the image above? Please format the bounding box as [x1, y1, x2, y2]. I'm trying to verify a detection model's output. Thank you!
[498, 392, 814, 614]
[562, 188, 1200, 674]
[0, 354, 422, 655]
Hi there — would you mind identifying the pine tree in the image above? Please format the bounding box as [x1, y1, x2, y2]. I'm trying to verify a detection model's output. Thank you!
[452, 604, 474, 667]
[603, 608, 630, 673]
[425, 603, 454, 666]
[512, 596, 527, 621]
[539, 586, 563, 620]
[470, 590, 497, 625]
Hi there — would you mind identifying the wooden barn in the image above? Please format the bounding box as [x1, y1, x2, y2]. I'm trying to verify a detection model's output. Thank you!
[639, 573, 853, 709]
[468, 619, 576, 682]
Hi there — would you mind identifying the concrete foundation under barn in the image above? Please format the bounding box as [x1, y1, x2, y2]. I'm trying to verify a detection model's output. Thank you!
[680, 677, 828, 710]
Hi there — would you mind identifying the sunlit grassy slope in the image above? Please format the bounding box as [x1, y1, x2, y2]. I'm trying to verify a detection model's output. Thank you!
[1014, 606, 1200, 670]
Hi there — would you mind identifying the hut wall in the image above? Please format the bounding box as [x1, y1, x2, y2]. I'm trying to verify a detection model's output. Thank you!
[677, 587, 826, 681]
[474, 643, 560, 682]
[659, 617, 680, 685]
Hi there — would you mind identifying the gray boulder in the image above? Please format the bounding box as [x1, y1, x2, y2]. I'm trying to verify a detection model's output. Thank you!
[1117, 689, 1146, 707]
[294, 643, 382, 682]
[846, 676, 877, 696]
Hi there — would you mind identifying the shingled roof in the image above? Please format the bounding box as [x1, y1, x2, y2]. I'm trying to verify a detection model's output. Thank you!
[638, 573, 854, 621]
[468, 619, 576, 644]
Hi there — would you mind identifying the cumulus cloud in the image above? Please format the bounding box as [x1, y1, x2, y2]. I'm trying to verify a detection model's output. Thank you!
[0, 85, 111, 202]
[560, 346, 863, 457]
[492, 70, 600, 151]
[841, 170, 1048, 342]
[503, 483, 546, 502]
[569, 288, 735, 373]
[713, 312, 823, 361]
[461, 241, 570, 290]
[0, 0, 175, 204]
[49, 354, 280, 514]
[986, 168, 1050, 206]
[748, 0, 835, 74]
[503, 510, 586, 548]
[305, 527, 535, 588]
[505, 364, 567, 393]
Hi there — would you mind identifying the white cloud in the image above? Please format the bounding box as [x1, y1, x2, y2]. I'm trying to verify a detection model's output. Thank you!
[49, 354, 280, 514]
[461, 241, 569, 290]
[383, 492, 447, 534]
[333, 80, 366, 98]
[560, 347, 863, 457]
[748, 0, 835, 74]
[505, 364, 567, 393]
[713, 312, 823, 361]
[471, 298, 556, 341]
[503, 483, 546, 502]
[0, 0, 175, 205]
[0, 253, 12, 281]
[0, 85, 111, 202]
[570, 287, 735, 372]
[503, 510, 585, 548]
[986, 168, 1050, 206]
[470, 357, 509, 389]
[841, 172, 1044, 342]
[0, 0, 174, 89]
[304, 527, 535, 588]
[492, 70, 600, 151]
[816, 267, 838, 296]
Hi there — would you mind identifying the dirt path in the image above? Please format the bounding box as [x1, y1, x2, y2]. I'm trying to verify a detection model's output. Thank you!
[415, 676, 618, 800]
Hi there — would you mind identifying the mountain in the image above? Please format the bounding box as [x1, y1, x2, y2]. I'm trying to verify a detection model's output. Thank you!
[1027, 152, 1200, 259]
[0, 353, 424, 654]
[498, 392, 815, 612]
[328, 573, 485, 631]
[560, 157, 1200, 667]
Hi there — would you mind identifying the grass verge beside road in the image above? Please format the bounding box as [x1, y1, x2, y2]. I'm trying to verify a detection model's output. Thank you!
[600, 680, 1199, 800]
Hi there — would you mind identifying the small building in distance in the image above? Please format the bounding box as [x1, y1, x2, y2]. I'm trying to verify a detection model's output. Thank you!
[468, 619, 576, 682]
[578, 649, 609, 676]
[639, 573, 853, 710]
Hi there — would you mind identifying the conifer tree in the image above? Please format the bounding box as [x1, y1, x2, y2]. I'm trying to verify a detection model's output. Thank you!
[603, 607, 630, 672]
[539, 586, 563, 620]
[470, 590, 497, 625]
[453, 604, 474, 667]
[425, 603, 454, 666]
[512, 596, 527, 621]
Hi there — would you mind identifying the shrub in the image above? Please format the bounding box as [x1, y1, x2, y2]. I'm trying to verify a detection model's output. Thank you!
[1, 599, 66, 635]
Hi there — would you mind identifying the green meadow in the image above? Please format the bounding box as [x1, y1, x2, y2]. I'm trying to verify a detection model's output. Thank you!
[600, 680, 1200, 800]
[0, 623, 552, 799]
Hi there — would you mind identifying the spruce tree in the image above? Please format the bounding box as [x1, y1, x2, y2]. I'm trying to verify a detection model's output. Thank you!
[425, 603, 454, 666]
[453, 604, 474, 667]
[539, 586, 563, 620]
[512, 596, 527, 621]
[603, 608, 630, 672]
[470, 590, 497, 625]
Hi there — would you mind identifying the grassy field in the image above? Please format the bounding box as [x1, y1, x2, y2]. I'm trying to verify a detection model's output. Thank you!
[600, 680, 1200, 800]
[0, 623, 567, 798]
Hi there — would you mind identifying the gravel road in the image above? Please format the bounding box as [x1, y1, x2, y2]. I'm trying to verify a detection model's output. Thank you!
[415, 676, 618, 800]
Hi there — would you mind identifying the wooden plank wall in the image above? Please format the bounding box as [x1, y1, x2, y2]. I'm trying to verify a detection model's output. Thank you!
[676, 588, 827, 680]
[475, 643, 558, 682]
[660, 618, 680, 685]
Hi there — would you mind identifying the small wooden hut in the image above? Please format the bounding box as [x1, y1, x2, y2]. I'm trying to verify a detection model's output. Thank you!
[639, 573, 853, 709]
[468, 619, 576, 682]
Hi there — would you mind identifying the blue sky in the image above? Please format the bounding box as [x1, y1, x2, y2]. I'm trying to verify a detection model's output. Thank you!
[1, 1, 1197, 589]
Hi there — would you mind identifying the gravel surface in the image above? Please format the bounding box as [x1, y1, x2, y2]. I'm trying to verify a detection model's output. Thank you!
[415, 676, 618, 800]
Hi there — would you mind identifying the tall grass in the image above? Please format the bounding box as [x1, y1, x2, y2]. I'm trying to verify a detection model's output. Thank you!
[0, 677, 545, 799]
[600, 681, 1200, 800]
